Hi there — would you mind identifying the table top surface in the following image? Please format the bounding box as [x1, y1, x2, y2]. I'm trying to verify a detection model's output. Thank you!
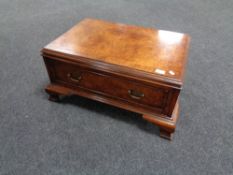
[43, 18, 190, 82]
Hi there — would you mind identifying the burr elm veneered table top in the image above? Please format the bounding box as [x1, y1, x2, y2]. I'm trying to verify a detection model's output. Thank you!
[41, 18, 190, 140]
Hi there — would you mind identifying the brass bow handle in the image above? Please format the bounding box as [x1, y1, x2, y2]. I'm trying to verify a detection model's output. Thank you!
[128, 89, 144, 100]
[67, 72, 82, 83]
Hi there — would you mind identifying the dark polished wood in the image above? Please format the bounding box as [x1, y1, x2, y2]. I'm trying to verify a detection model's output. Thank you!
[48, 93, 60, 102]
[41, 18, 190, 140]
[143, 101, 179, 140]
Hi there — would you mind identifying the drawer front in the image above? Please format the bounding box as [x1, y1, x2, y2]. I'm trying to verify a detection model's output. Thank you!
[49, 59, 169, 109]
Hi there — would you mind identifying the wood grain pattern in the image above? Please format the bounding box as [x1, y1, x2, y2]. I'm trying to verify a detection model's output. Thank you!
[42, 18, 190, 85]
[52, 59, 166, 108]
[42, 18, 190, 140]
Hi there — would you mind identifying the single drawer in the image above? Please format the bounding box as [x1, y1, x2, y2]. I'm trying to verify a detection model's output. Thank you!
[49, 59, 169, 109]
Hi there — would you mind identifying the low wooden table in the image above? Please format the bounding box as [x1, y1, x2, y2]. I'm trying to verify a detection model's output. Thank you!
[41, 18, 190, 140]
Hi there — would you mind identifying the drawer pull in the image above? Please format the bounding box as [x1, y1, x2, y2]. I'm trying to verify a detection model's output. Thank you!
[128, 89, 144, 100]
[67, 72, 82, 83]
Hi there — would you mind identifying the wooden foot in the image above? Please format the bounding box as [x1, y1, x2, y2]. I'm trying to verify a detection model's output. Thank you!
[48, 94, 60, 102]
[45, 85, 64, 102]
[159, 128, 173, 140]
[45, 84, 75, 102]
[142, 101, 179, 140]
